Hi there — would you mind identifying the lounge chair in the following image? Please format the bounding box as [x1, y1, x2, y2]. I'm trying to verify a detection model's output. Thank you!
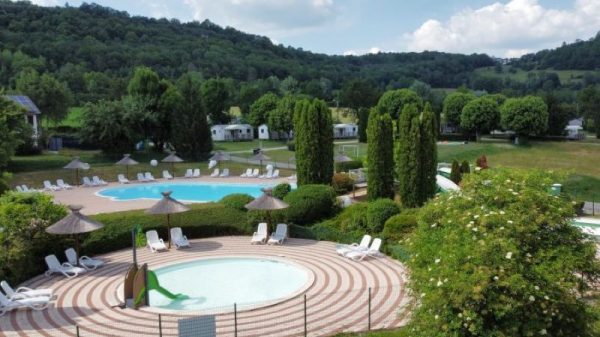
[44, 255, 86, 278]
[21, 185, 35, 192]
[288, 174, 297, 180]
[82, 177, 95, 187]
[346, 238, 382, 261]
[271, 169, 280, 179]
[43, 180, 61, 191]
[162, 170, 173, 180]
[137, 173, 148, 182]
[15, 185, 24, 192]
[259, 168, 273, 179]
[184, 169, 193, 178]
[0, 292, 51, 316]
[210, 168, 220, 177]
[268, 224, 288, 245]
[65, 248, 104, 270]
[144, 172, 156, 181]
[56, 179, 73, 189]
[219, 168, 229, 177]
[251, 223, 268, 244]
[146, 230, 167, 252]
[92, 176, 108, 186]
[170, 227, 190, 249]
[250, 168, 260, 178]
[336, 235, 372, 256]
[118, 174, 130, 184]
[0, 281, 54, 300]
[192, 168, 201, 178]
[240, 168, 252, 178]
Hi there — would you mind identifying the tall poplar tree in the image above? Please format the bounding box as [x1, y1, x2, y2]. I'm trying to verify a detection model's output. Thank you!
[419, 103, 438, 203]
[315, 99, 334, 185]
[396, 104, 420, 207]
[367, 110, 394, 200]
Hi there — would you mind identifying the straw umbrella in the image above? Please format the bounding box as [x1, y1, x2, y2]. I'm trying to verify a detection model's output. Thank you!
[245, 188, 289, 232]
[46, 205, 104, 261]
[162, 152, 184, 176]
[63, 157, 90, 186]
[145, 191, 190, 249]
[115, 154, 139, 180]
[251, 151, 271, 174]
[210, 151, 230, 169]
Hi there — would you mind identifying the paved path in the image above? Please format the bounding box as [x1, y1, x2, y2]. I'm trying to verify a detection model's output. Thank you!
[0, 237, 411, 337]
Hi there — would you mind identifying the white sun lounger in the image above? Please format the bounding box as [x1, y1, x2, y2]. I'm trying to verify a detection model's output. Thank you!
[56, 179, 73, 189]
[118, 174, 130, 184]
[44, 255, 86, 278]
[82, 176, 95, 187]
[137, 173, 148, 182]
[92, 176, 107, 186]
[192, 168, 201, 178]
[144, 172, 156, 181]
[251, 223, 268, 244]
[288, 174, 297, 180]
[271, 169, 280, 179]
[219, 168, 229, 177]
[0, 292, 51, 316]
[146, 230, 167, 252]
[163, 170, 173, 180]
[43, 180, 61, 191]
[15, 185, 24, 192]
[21, 185, 35, 192]
[250, 168, 260, 178]
[210, 168, 220, 177]
[240, 168, 252, 178]
[268, 224, 288, 245]
[170, 227, 190, 249]
[0, 281, 54, 300]
[346, 238, 382, 261]
[336, 235, 372, 256]
[184, 169, 193, 178]
[259, 168, 273, 179]
[65, 248, 104, 270]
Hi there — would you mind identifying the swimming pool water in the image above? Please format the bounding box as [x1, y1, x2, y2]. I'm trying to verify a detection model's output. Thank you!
[97, 182, 272, 202]
[149, 257, 311, 311]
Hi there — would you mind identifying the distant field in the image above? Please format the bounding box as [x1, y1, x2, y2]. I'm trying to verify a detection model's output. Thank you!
[474, 66, 599, 84]
[47, 107, 83, 128]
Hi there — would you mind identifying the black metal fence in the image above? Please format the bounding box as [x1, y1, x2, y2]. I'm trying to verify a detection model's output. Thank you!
[73, 285, 408, 337]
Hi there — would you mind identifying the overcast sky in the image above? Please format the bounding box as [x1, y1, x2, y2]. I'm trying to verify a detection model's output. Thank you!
[25, 0, 600, 57]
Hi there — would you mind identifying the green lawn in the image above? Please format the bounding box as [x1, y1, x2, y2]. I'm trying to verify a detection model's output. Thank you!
[474, 66, 598, 84]
[46, 107, 84, 129]
[213, 140, 288, 152]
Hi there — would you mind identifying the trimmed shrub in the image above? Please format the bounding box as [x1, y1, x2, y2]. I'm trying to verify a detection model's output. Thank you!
[450, 159, 462, 184]
[284, 184, 337, 225]
[272, 183, 292, 199]
[332, 173, 354, 195]
[476, 154, 489, 169]
[460, 160, 470, 174]
[382, 209, 419, 243]
[287, 140, 295, 151]
[219, 193, 254, 211]
[335, 159, 363, 172]
[366, 199, 401, 233]
[310, 220, 365, 244]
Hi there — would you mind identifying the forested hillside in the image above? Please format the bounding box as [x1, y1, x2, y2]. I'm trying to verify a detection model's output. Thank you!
[0, 1, 493, 104]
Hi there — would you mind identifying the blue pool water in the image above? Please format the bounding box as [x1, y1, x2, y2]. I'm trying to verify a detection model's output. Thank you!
[97, 182, 272, 202]
[149, 257, 311, 311]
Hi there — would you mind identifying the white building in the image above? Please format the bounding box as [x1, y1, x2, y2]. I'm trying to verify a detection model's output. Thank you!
[6, 95, 40, 146]
[565, 125, 585, 140]
[333, 123, 358, 139]
[258, 124, 270, 140]
[258, 124, 291, 140]
[211, 124, 254, 141]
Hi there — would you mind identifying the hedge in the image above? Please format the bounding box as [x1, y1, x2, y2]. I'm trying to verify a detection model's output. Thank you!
[284, 184, 338, 225]
[219, 193, 254, 211]
[335, 159, 363, 172]
[272, 183, 292, 199]
[382, 208, 419, 243]
[366, 199, 401, 233]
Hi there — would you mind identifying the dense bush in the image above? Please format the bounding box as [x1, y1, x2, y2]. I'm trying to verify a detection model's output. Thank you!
[366, 198, 401, 233]
[331, 173, 354, 195]
[85, 203, 250, 255]
[284, 184, 337, 225]
[404, 169, 600, 336]
[382, 209, 419, 243]
[219, 193, 254, 211]
[335, 159, 363, 172]
[0, 192, 68, 284]
[287, 140, 295, 151]
[272, 183, 292, 199]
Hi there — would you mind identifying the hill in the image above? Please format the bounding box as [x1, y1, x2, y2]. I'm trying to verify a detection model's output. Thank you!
[0, 1, 494, 103]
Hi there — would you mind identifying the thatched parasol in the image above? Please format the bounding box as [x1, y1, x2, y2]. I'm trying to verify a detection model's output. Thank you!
[145, 191, 190, 249]
[162, 152, 184, 176]
[64, 157, 90, 186]
[251, 151, 271, 174]
[245, 188, 289, 231]
[210, 151, 230, 169]
[46, 205, 103, 260]
[115, 154, 139, 180]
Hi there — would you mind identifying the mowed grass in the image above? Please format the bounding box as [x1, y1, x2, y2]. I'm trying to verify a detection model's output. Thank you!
[473, 66, 599, 84]
[213, 140, 288, 152]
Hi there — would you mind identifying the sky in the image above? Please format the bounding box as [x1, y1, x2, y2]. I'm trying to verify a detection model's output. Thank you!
[25, 0, 600, 58]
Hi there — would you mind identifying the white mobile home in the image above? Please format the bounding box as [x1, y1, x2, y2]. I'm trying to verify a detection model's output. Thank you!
[258, 124, 291, 140]
[211, 124, 254, 142]
[333, 123, 358, 139]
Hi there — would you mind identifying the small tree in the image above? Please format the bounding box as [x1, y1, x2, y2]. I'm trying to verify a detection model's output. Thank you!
[460, 97, 500, 140]
[357, 107, 369, 143]
[367, 111, 394, 200]
[500, 96, 548, 144]
[375, 89, 423, 119]
[442, 92, 475, 127]
[419, 103, 438, 203]
[201, 78, 231, 124]
[248, 92, 279, 127]
[450, 160, 462, 184]
[396, 104, 420, 207]
[460, 160, 470, 174]
[476, 155, 489, 169]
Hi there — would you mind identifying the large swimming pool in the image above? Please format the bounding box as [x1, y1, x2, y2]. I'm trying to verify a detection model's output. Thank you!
[97, 182, 274, 202]
[149, 257, 312, 311]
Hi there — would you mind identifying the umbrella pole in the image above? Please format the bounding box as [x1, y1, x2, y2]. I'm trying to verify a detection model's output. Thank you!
[126, 166, 129, 181]
[166, 213, 171, 249]
[171, 162, 175, 177]
[75, 234, 80, 266]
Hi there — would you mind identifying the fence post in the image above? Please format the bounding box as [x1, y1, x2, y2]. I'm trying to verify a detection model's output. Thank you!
[304, 294, 307, 337]
[368, 287, 371, 331]
[234, 303, 238, 337]
[76, 325, 80, 337]
[158, 314, 162, 337]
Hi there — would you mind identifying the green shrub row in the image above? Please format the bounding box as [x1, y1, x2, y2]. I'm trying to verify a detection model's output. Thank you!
[334, 159, 363, 172]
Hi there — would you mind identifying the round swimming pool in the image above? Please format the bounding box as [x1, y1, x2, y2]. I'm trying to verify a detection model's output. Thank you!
[148, 257, 312, 311]
[97, 182, 273, 202]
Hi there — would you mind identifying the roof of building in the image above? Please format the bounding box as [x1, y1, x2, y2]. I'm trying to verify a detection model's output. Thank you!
[6, 95, 41, 115]
[334, 123, 357, 128]
[225, 124, 252, 130]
